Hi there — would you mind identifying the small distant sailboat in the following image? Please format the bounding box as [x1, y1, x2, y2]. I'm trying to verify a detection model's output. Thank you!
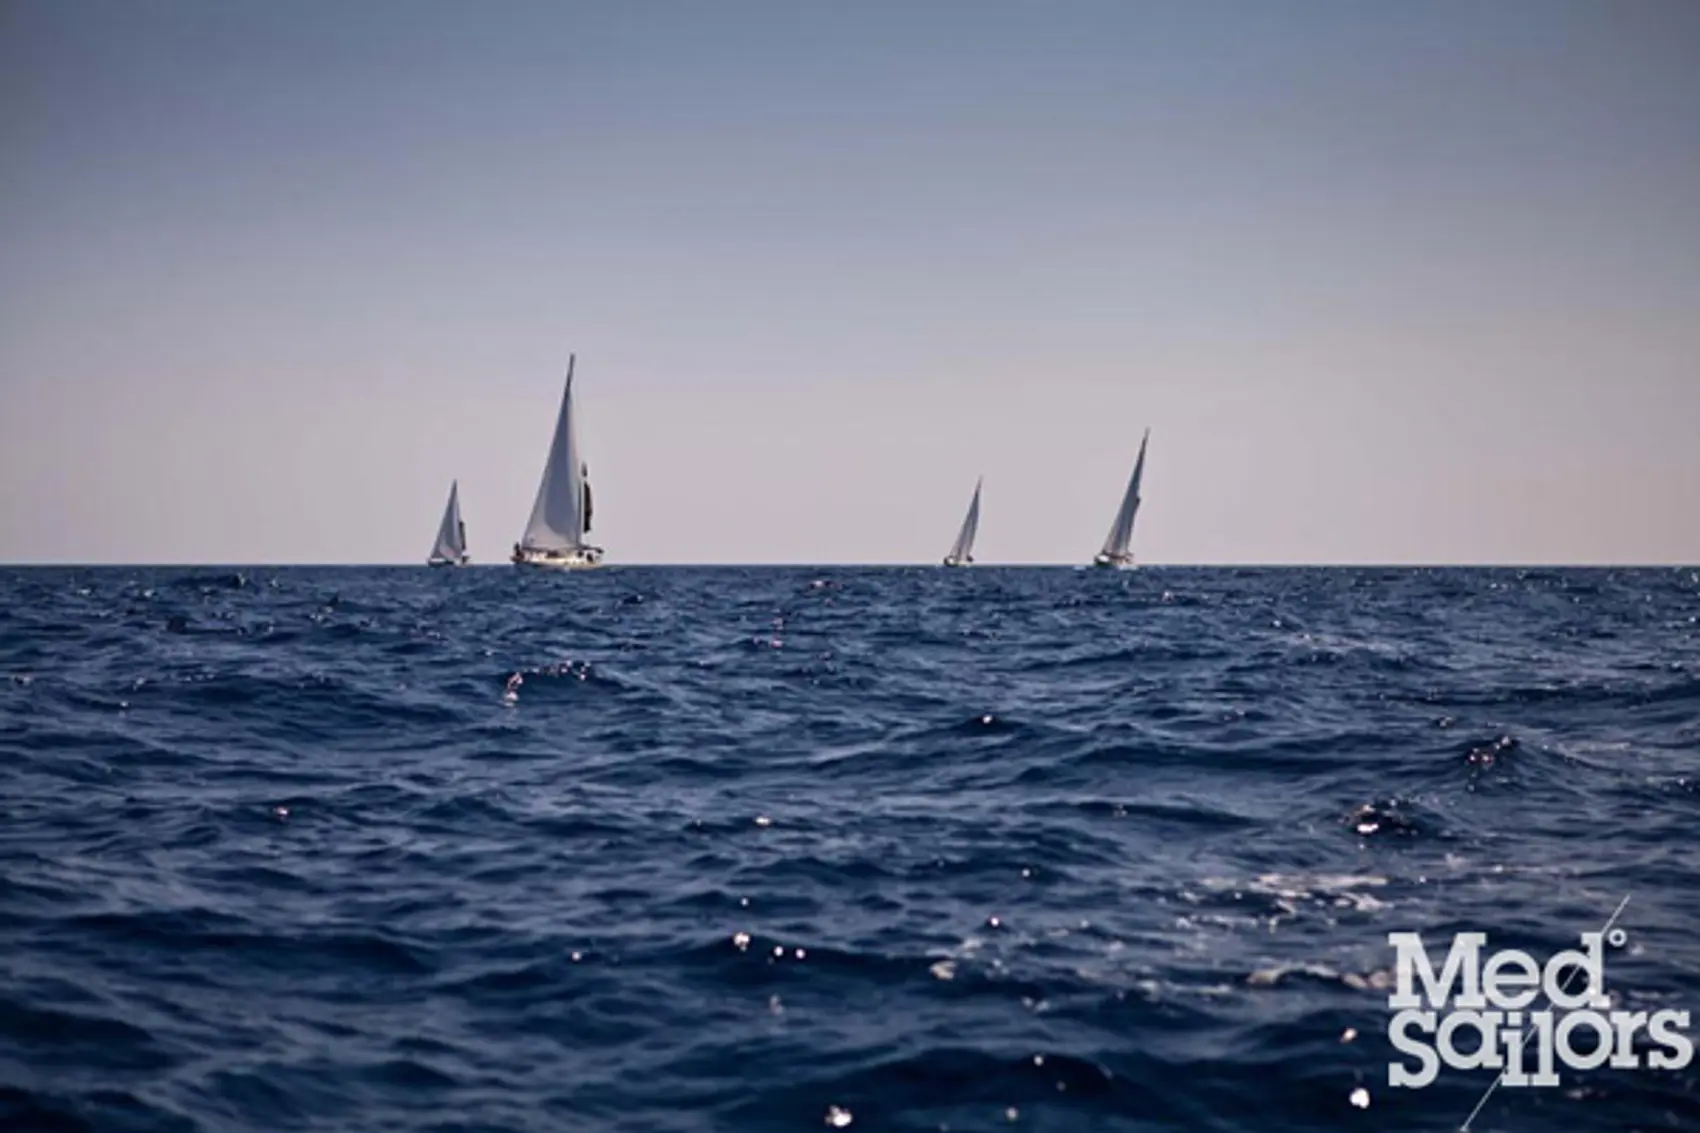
[942, 476, 982, 567]
[512, 354, 604, 569]
[427, 480, 470, 567]
[1093, 429, 1149, 569]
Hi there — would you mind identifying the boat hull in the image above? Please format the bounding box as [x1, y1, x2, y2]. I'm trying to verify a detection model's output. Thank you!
[942, 556, 973, 567]
[512, 546, 604, 570]
[1092, 553, 1135, 570]
[427, 555, 470, 568]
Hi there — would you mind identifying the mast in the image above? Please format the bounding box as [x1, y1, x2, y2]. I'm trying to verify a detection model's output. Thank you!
[519, 355, 588, 551]
[1099, 429, 1149, 560]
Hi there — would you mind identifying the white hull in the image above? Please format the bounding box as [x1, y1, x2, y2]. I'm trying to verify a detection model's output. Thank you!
[428, 555, 470, 568]
[942, 556, 973, 568]
[1093, 552, 1136, 570]
[512, 546, 604, 570]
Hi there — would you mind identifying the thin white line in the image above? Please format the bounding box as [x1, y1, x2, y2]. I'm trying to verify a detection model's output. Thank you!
[1458, 894, 1631, 1132]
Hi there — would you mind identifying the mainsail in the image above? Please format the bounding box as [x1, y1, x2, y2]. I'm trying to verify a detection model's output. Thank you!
[520, 357, 589, 552]
[1099, 429, 1150, 561]
[946, 477, 982, 563]
[430, 480, 467, 562]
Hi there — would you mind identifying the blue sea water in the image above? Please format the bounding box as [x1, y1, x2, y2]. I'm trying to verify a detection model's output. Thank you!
[1, 565, 1698, 1133]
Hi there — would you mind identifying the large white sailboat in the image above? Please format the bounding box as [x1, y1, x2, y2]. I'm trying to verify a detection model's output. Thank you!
[1093, 429, 1149, 569]
[512, 355, 604, 569]
[942, 476, 982, 567]
[427, 480, 470, 567]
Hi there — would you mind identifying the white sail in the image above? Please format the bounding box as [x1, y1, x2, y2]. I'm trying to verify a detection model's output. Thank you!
[520, 356, 588, 552]
[945, 477, 982, 564]
[430, 480, 466, 562]
[1099, 429, 1150, 561]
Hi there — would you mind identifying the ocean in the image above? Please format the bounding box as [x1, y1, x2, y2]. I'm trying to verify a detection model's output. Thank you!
[2, 565, 1697, 1133]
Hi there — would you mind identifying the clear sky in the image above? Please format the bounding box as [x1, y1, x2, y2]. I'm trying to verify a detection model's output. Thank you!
[2, 0, 1697, 564]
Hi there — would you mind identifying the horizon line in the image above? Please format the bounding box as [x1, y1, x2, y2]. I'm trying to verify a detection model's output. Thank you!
[2, 561, 1695, 571]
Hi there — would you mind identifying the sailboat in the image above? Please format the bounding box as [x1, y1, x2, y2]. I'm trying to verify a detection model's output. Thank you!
[512, 354, 604, 569]
[1093, 429, 1150, 569]
[427, 480, 470, 567]
[942, 476, 982, 567]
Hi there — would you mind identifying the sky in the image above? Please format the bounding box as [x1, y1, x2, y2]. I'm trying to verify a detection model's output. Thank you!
[2, 0, 1697, 564]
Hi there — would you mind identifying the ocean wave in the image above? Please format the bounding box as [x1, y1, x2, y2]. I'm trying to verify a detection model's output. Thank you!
[2, 566, 1697, 1132]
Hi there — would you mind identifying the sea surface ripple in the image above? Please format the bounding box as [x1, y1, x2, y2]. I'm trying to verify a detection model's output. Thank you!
[2, 566, 1697, 1132]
